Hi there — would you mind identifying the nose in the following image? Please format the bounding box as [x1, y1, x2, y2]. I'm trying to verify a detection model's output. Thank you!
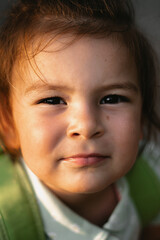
[66, 104, 105, 140]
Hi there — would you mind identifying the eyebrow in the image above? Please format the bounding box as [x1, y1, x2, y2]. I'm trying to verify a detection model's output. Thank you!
[100, 82, 139, 93]
[25, 82, 72, 95]
[25, 81, 139, 95]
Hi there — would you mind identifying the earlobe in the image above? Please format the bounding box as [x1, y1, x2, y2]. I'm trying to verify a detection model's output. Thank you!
[4, 125, 20, 151]
[0, 105, 20, 153]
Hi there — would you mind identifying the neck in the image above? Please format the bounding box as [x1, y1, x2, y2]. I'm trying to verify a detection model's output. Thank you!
[53, 184, 118, 226]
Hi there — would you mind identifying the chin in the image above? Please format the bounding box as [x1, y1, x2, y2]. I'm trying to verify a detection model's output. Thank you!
[68, 180, 111, 195]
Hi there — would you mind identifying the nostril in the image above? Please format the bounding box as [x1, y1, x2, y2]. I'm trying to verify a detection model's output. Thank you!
[67, 123, 104, 139]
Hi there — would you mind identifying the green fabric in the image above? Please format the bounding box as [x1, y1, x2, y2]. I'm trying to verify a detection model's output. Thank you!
[126, 156, 160, 227]
[0, 153, 46, 240]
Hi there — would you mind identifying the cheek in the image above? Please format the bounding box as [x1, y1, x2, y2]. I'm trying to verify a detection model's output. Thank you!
[14, 113, 67, 177]
[106, 111, 142, 177]
[108, 110, 142, 153]
[15, 111, 66, 157]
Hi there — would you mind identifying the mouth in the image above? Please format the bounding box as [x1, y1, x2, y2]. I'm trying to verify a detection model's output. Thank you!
[60, 153, 110, 167]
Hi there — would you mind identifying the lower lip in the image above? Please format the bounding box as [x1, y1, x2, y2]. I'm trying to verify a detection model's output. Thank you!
[62, 156, 108, 167]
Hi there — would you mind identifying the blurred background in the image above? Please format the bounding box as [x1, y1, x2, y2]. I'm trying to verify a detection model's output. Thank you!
[133, 0, 160, 60]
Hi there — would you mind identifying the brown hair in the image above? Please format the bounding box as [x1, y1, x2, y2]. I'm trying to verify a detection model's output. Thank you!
[0, 0, 159, 156]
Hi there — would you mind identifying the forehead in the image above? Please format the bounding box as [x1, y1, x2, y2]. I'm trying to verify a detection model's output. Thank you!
[12, 35, 138, 92]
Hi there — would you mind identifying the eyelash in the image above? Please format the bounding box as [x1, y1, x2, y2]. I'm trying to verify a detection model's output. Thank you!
[37, 94, 129, 105]
[100, 94, 129, 104]
[37, 97, 66, 105]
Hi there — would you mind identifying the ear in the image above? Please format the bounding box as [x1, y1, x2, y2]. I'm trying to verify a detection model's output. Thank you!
[3, 123, 20, 151]
[0, 104, 20, 152]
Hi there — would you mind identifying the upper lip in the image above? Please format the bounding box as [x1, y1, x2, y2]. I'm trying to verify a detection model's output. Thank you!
[62, 153, 108, 159]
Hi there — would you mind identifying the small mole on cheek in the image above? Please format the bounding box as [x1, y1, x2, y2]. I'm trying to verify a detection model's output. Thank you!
[106, 115, 110, 120]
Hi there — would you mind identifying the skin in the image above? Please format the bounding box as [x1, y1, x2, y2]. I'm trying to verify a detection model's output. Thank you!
[10, 36, 142, 224]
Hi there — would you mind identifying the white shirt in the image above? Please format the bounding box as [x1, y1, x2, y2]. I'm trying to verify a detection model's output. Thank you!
[24, 163, 141, 240]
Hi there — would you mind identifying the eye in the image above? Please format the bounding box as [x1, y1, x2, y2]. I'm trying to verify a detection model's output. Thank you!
[37, 97, 67, 105]
[100, 94, 129, 104]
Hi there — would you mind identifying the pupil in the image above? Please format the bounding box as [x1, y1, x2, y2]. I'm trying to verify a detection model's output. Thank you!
[107, 95, 117, 103]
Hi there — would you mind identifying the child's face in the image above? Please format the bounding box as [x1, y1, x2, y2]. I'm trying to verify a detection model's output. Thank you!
[11, 36, 142, 196]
